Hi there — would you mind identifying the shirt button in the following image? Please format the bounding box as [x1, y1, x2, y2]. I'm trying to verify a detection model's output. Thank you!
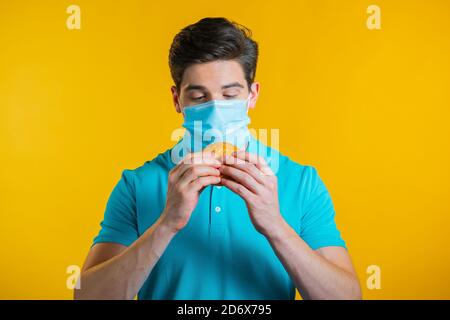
[216, 186, 222, 189]
[214, 206, 221, 213]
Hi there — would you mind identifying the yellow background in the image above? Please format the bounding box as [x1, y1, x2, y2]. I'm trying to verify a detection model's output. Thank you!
[1, 0, 449, 299]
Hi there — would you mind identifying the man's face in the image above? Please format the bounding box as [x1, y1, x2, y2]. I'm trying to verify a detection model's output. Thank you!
[171, 60, 259, 113]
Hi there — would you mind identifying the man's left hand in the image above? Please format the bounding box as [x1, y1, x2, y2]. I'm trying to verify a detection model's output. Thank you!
[219, 151, 286, 237]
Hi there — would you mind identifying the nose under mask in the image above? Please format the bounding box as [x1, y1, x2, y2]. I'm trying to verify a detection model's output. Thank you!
[180, 95, 252, 153]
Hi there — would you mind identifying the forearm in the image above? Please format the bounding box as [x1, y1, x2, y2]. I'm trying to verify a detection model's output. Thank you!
[74, 217, 176, 300]
[266, 220, 361, 300]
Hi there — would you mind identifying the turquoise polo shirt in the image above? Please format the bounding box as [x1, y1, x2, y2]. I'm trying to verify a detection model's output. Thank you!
[93, 135, 346, 299]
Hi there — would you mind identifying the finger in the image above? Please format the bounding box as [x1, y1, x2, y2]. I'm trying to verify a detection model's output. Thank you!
[219, 165, 262, 194]
[232, 150, 267, 165]
[222, 156, 265, 185]
[220, 177, 254, 201]
[182, 151, 219, 165]
[179, 165, 221, 188]
[171, 152, 221, 181]
[232, 151, 273, 176]
[170, 152, 200, 178]
[190, 175, 222, 193]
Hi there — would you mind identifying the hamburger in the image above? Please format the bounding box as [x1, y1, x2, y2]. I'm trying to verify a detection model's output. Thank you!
[202, 141, 239, 159]
[203, 142, 238, 186]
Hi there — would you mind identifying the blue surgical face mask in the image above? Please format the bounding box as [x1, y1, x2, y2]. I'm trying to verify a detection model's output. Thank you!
[180, 95, 251, 153]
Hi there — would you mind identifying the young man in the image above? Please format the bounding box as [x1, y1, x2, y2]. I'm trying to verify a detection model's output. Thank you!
[75, 17, 361, 300]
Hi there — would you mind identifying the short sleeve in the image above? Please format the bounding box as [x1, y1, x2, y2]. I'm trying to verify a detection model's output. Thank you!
[300, 167, 346, 250]
[92, 169, 139, 247]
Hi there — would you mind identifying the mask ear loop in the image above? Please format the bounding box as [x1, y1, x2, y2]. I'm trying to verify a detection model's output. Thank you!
[179, 98, 186, 117]
[245, 93, 252, 113]
[243, 93, 252, 152]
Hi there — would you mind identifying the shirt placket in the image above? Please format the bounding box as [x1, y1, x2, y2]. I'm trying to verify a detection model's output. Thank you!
[209, 185, 226, 238]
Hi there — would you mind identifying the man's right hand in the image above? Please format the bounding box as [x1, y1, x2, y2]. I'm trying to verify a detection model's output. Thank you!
[160, 151, 221, 233]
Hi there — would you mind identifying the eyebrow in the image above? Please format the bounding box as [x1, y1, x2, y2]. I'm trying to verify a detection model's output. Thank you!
[185, 82, 244, 92]
[221, 82, 244, 89]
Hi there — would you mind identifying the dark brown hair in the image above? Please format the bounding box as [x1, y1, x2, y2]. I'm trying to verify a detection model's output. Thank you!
[169, 17, 259, 90]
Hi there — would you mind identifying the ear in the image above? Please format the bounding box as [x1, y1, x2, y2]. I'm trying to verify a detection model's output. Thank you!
[171, 86, 182, 113]
[248, 82, 260, 109]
